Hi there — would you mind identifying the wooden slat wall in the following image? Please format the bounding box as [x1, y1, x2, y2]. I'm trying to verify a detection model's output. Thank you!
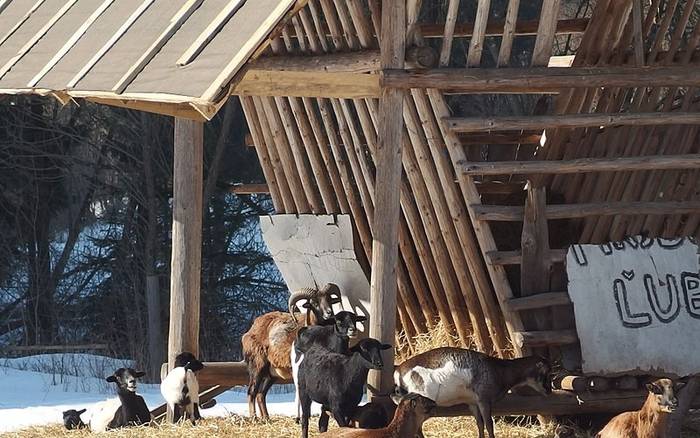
[238, 0, 700, 362]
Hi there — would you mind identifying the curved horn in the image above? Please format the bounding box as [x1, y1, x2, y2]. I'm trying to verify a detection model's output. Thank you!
[288, 288, 318, 316]
[321, 283, 342, 303]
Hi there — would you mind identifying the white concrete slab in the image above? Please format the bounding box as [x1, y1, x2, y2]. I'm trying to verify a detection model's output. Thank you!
[567, 236, 700, 376]
[260, 214, 370, 330]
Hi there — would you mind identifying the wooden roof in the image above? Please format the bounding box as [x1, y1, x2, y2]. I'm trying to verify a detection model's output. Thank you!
[0, 0, 299, 119]
[240, 0, 700, 361]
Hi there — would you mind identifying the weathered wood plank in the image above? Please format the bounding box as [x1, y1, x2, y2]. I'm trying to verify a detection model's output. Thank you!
[461, 154, 700, 175]
[368, 0, 405, 397]
[447, 112, 700, 132]
[168, 117, 203, 408]
[497, 0, 520, 66]
[251, 50, 381, 73]
[232, 69, 380, 98]
[382, 66, 700, 92]
[504, 292, 571, 312]
[472, 201, 700, 221]
[512, 330, 578, 348]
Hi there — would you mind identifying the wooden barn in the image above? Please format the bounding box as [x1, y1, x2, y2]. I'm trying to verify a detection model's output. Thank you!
[1, 0, 699, 424]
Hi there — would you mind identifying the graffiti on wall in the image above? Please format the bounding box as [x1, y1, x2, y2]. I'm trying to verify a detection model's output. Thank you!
[567, 236, 700, 376]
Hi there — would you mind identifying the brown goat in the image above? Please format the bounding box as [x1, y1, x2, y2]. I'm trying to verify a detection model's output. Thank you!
[316, 394, 435, 438]
[242, 285, 341, 419]
[597, 378, 682, 438]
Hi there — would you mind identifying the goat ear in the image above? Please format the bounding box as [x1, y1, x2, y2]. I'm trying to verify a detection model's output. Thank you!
[646, 382, 662, 395]
[674, 382, 686, 393]
[355, 315, 368, 323]
[77, 409, 87, 415]
[106, 375, 117, 383]
[381, 344, 393, 351]
[134, 371, 146, 378]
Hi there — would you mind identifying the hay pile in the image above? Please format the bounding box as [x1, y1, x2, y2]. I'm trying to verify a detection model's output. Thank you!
[7, 415, 562, 438]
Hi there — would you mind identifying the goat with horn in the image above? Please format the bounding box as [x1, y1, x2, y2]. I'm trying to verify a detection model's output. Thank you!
[242, 283, 342, 420]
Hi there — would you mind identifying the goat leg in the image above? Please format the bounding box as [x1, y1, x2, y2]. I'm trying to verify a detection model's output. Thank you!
[469, 404, 486, 438]
[477, 400, 495, 438]
[300, 395, 312, 438]
[256, 376, 274, 420]
[318, 410, 330, 432]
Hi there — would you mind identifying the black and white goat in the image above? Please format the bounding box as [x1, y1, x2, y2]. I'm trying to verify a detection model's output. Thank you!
[90, 368, 151, 432]
[242, 284, 341, 419]
[62, 408, 87, 430]
[291, 311, 367, 428]
[297, 337, 392, 438]
[161, 351, 205, 424]
[394, 347, 551, 438]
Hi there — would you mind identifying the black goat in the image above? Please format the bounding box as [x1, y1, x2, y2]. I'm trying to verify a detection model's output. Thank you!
[291, 311, 367, 428]
[297, 338, 392, 438]
[62, 408, 86, 430]
[105, 368, 151, 429]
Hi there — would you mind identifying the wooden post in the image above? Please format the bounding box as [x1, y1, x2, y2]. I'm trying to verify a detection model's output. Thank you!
[368, 0, 405, 398]
[167, 118, 203, 420]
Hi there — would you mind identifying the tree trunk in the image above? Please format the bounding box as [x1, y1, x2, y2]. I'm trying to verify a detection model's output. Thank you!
[142, 113, 164, 381]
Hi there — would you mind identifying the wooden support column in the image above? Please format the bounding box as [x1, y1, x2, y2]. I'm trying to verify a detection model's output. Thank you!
[167, 118, 203, 419]
[519, 183, 552, 348]
[368, 0, 405, 398]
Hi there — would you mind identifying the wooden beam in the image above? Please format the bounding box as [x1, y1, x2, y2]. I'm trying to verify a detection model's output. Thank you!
[447, 112, 700, 133]
[85, 97, 207, 121]
[466, 0, 491, 67]
[497, 0, 520, 66]
[632, 0, 645, 66]
[485, 249, 566, 265]
[368, 0, 405, 399]
[381, 66, 700, 92]
[28, 0, 115, 87]
[0, 0, 46, 47]
[68, 0, 155, 88]
[251, 50, 381, 73]
[3, 343, 109, 353]
[112, 0, 203, 93]
[472, 201, 700, 221]
[168, 119, 203, 369]
[177, 0, 245, 66]
[512, 330, 578, 348]
[420, 18, 589, 39]
[231, 69, 380, 98]
[532, 0, 561, 66]
[0, 0, 79, 80]
[228, 183, 270, 194]
[504, 292, 571, 312]
[462, 154, 700, 176]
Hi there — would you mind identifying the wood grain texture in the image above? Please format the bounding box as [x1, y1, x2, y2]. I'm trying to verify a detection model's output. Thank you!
[168, 118, 203, 369]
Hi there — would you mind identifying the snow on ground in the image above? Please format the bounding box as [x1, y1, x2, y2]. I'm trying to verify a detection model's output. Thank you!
[0, 354, 321, 433]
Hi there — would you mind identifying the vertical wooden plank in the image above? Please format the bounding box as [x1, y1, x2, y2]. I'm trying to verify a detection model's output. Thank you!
[632, 0, 645, 66]
[467, 0, 491, 67]
[368, 0, 405, 397]
[531, 0, 561, 66]
[167, 118, 203, 419]
[439, 0, 460, 67]
[520, 184, 551, 324]
[498, 0, 520, 67]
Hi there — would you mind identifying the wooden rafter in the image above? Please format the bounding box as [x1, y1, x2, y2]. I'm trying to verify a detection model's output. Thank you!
[472, 201, 700, 221]
[461, 154, 700, 175]
[447, 112, 700, 132]
[382, 66, 700, 92]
